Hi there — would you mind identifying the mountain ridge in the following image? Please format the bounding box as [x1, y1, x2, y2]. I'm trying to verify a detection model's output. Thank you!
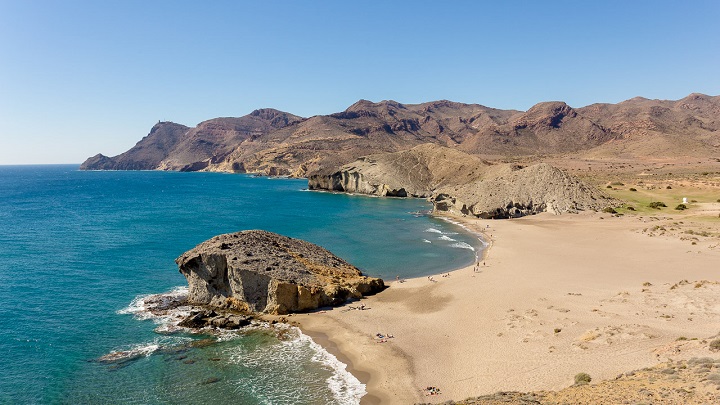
[80, 93, 720, 176]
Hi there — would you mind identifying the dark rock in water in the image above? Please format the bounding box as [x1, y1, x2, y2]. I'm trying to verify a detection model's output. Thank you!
[176, 230, 385, 315]
[177, 310, 252, 329]
[201, 377, 221, 385]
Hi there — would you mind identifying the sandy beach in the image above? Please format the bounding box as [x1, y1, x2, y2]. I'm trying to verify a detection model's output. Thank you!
[295, 209, 720, 403]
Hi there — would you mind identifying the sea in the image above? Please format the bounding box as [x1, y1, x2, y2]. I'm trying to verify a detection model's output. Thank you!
[0, 164, 483, 404]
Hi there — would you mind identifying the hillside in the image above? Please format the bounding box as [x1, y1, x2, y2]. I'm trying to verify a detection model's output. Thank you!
[81, 94, 720, 176]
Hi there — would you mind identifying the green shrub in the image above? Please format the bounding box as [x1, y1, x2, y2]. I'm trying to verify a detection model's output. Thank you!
[710, 339, 720, 351]
[603, 207, 617, 214]
[629, 188, 637, 191]
[649, 201, 667, 209]
[666, 185, 672, 189]
[606, 185, 612, 189]
[626, 206, 636, 211]
[675, 204, 687, 210]
[574, 372, 592, 385]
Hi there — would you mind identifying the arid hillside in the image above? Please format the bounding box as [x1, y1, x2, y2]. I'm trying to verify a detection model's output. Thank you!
[81, 94, 720, 177]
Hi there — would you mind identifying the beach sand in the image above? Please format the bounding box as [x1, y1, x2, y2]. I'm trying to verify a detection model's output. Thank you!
[294, 209, 720, 403]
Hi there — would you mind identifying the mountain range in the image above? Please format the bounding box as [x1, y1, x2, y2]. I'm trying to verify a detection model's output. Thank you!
[80, 93, 720, 176]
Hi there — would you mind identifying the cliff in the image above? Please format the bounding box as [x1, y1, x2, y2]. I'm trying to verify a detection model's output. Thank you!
[176, 230, 385, 315]
[431, 163, 618, 218]
[309, 145, 618, 218]
[308, 143, 491, 197]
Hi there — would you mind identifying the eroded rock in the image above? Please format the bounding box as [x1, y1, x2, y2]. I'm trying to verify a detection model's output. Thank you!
[176, 230, 385, 315]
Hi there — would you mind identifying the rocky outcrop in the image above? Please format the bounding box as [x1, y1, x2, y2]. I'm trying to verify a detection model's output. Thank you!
[308, 144, 491, 197]
[309, 146, 618, 218]
[431, 163, 619, 218]
[176, 230, 385, 315]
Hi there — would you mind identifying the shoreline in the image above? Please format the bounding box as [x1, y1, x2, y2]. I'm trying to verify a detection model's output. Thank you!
[296, 209, 720, 403]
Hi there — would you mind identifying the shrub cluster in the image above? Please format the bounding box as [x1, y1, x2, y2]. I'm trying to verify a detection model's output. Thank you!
[574, 372, 592, 385]
[649, 201, 667, 209]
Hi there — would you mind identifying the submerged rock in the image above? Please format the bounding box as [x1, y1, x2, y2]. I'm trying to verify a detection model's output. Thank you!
[176, 230, 385, 315]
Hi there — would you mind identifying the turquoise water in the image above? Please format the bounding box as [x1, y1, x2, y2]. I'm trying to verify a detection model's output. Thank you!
[0, 165, 481, 404]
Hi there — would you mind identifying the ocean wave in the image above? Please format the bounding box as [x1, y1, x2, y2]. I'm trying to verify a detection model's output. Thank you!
[422, 239, 432, 243]
[96, 335, 192, 366]
[96, 342, 160, 364]
[117, 286, 193, 333]
[424, 228, 443, 234]
[225, 325, 365, 404]
[305, 333, 366, 404]
[438, 235, 456, 241]
[450, 242, 475, 251]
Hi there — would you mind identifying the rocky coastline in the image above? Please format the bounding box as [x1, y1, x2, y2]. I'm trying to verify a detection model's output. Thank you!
[175, 230, 385, 318]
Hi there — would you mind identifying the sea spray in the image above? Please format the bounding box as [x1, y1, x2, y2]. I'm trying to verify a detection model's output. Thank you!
[115, 288, 366, 404]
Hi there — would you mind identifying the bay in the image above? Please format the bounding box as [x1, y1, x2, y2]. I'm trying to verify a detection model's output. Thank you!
[0, 165, 481, 404]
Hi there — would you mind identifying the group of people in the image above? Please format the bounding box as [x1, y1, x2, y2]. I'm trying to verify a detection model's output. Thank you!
[473, 260, 486, 272]
[425, 386, 441, 396]
[375, 332, 394, 343]
[427, 271, 453, 282]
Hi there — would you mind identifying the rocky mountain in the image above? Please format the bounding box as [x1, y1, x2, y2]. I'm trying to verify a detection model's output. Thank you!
[80, 109, 303, 171]
[309, 145, 618, 218]
[431, 163, 618, 218]
[81, 94, 720, 176]
[176, 230, 385, 315]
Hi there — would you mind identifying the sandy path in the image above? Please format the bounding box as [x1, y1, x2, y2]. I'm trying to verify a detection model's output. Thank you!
[294, 211, 720, 403]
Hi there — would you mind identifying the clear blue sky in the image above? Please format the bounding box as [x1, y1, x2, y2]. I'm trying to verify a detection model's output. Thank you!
[1, 1, 718, 164]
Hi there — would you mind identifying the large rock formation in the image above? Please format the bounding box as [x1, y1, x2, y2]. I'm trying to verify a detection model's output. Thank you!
[309, 145, 618, 218]
[176, 230, 385, 315]
[431, 163, 618, 218]
[308, 143, 491, 197]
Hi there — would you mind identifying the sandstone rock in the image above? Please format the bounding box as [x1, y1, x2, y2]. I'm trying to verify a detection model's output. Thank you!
[176, 230, 385, 315]
[431, 163, 618, 218]
[308, 143, 491, 197]
[309, 144, 617, 218]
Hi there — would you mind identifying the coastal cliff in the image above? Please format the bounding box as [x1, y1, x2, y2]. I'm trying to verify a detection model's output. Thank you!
[308, 143, 491, 197]
[431, 163, 617, 218]
[176, 230, 385, 315]
[308, 144, 618, 218]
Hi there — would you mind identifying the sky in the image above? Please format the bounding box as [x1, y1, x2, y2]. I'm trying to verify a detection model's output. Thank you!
[0, 1, 719, 164]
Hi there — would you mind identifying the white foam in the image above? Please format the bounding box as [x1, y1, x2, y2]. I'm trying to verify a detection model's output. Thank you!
[438, 235, 456, 241]
[98, 336, 190, 363]
[422, 239, 432, 243]
[224, 325, 365, 404]
[424, 228, 443, 234]
[450, 242, 475, 251]
[303, 330, 366, 404]
[117, 286, 191, 326]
